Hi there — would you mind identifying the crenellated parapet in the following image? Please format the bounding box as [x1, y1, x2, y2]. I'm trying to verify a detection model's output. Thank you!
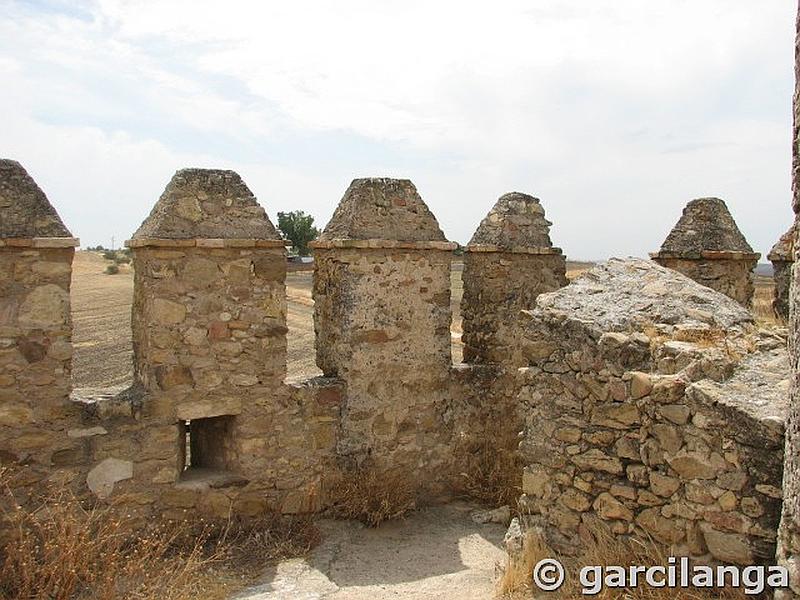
[651, 197, 760, 307]
[311, 178, 458, 493]
[460, 192, 567, 368]
[1, 158, 789, 561]
[0, 159, 80, 496]
[69, 169, 341, 518]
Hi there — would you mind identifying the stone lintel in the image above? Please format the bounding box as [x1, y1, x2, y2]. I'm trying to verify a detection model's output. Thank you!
[310, 239, 458, 251]
[175, 397, 242, 421]
[0, 237, 80, 248]
[125, 238, 290, 249]
[464, 243, 563, 255]
[650, 250, 761, 261]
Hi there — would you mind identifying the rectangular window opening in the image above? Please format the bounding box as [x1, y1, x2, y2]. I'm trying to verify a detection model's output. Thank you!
[177, 415, 238, 483]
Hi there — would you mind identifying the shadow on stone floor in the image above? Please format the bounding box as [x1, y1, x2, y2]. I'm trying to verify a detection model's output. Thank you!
[235, 503, 506, 599]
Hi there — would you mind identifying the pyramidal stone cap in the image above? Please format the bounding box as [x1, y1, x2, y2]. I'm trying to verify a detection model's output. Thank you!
[768, 224, 795, 262]
[313, 178, 454, 249]
[129, 168, 282, 245]
[466, 191, 561, 254]
[654, 197, 758, 259]
[0, 159, 74, 240]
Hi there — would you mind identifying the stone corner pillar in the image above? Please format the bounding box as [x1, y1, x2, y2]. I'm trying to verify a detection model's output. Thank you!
[0, 158, 81, 483]
[769, 224, 795, 322]
[651, 197, 759, 307]
[311, 177, 456, 487]
[460, 192, 567, 368]
[125, 167, 288, 483]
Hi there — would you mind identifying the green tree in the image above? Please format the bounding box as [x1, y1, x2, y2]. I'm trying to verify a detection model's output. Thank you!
[277, 210, 320, 256]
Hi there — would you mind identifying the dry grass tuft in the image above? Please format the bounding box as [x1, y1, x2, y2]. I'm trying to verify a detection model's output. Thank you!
[208, 512, 320, 571]
[454, 421, 522, 508]
[326, 466, 417, 527]
[496, 528, 551, 597]
[0, 468, 319, 600]
[498, 525, 751, 600]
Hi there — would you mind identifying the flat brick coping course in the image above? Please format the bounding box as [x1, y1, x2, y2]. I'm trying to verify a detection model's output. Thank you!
[0, 237, 80, 248]
[125, 238, 290, 249]
[650, 250, 761, 261]
[309, 239, 458, 251]
[464, 244, 563, 255]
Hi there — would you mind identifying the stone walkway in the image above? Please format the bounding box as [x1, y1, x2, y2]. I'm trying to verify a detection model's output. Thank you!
[233, 503, 507, 600]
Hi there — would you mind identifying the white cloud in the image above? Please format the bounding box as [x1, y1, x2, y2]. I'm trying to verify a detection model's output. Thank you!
[0, 0, 794, 257]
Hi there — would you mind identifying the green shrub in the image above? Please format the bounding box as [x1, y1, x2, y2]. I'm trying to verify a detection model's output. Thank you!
[105, 264, 119, 275]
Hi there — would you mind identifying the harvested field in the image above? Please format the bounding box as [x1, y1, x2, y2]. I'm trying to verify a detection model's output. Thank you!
[69, 253, 773, 391]
[754, 274, 781, 325]
[71, 251, 134, 393]
[70, 252, 472, 388]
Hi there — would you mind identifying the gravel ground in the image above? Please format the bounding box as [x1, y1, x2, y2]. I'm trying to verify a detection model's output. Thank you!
[233, 503, 507, 600]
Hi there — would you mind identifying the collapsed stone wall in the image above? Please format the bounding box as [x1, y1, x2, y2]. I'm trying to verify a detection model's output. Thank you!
[517, 258, 788, 565]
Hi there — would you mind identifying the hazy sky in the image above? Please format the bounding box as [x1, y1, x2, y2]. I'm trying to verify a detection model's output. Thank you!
[1, 0, 795, 259]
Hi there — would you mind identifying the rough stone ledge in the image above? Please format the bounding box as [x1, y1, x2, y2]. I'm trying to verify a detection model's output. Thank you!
[71, 386, 143, 420]
[650, 250, 761, 261]
[688, 346, 789, 435]
[125, 238, 290, 249]
[464, 244, 563, 255]
[286, 375, 344, 390]
[310, 239, 457, 251]
[0, 237, 80, 248]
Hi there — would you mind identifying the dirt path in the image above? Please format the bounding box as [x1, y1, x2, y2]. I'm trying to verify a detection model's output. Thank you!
[233, 503, 507, 600]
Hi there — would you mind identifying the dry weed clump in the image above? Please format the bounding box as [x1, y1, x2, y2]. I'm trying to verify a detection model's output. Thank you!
[497, 525, 752, 600]
[326, 466, 417, 527]
[455, 421, 522, 508]
[0, 469, 319, 600]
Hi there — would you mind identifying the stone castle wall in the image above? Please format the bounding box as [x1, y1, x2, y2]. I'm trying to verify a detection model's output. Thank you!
[312, 243, 456, 494]
[776, 2, 800, 597]
[770, 224, 795, 322]
[460, 192, 568, 368]
[0, 239, 81, 500]
[461, 250, 567, 367]
[0, 163, 792, 575]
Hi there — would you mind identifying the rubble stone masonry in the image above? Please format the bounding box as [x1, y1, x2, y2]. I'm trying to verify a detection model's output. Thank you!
[777, 2, 800, 597]
[0, 159, 792, 573]
[0, 159, 80, 503]
[517, 258, 787, 566]
[461, 192, 567, 368]
[312, 178, 457, 497]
